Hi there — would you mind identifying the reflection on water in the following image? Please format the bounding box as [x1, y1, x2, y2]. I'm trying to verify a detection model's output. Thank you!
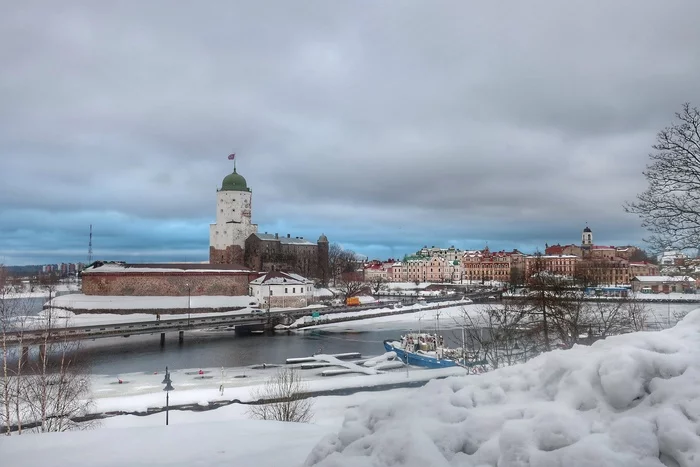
[71, 328, 407, 376]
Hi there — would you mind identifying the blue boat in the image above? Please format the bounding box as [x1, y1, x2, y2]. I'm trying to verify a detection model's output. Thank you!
[383, 333, 488, 370]
[384, 340, 457, 368]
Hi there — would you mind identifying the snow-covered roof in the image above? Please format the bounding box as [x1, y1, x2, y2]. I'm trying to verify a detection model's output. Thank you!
[49, 294, 254, 310]
[83, 262, 251, 274]
[253, 233, 317, 246]
[631, 275, 694, 282]
[250, 271, 311, 286]
[527, 254, 579, 259]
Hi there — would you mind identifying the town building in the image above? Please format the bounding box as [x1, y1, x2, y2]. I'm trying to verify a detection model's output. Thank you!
[363, 261, 389, 281]
[629, 261, 660, 277]
[248, 271, 315, 308]
[545, 225, 649, 285]
[630, 275, 695, 294]
[416, 246, 463, 263]
[462, 248, 525, 283]
[658, 250, 687, 266]
[209, 164, 329, 281]
[523, 254, 579, 280]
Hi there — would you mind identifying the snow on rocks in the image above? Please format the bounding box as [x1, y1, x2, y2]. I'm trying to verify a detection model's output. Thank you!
[305, 309, 700, 467]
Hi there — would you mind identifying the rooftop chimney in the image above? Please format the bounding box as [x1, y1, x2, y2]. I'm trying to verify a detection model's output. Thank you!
[275, 233, 279, 239]
[287, 234, 291, 238]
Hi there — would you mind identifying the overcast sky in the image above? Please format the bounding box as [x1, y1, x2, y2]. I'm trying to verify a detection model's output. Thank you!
[2, 1, 700, 266]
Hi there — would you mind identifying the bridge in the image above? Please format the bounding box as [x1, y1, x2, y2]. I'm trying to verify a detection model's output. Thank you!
[3, 302, 400, 348]
[4, 291, 497, 350]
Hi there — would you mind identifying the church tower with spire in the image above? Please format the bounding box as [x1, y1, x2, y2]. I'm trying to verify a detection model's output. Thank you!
[209, 162, 258, 264]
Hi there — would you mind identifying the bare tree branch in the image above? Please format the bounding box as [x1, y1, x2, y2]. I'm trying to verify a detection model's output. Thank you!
[247, 367, 313, 423]
[626, 103, 700, 252]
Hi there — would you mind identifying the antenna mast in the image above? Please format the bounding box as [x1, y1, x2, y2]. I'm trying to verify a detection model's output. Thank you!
[88, 224, 93, 264]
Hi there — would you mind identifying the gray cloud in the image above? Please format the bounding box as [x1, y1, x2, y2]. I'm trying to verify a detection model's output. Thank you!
[1, 0, 700, 265]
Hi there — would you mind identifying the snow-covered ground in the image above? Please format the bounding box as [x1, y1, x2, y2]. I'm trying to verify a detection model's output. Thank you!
[304, 309, 700, 466]
[2, 282, 81, 299]
[288, 299, 471, 329]
[4, 311, 700, 466]
[0, 388, 415, 467]
[630, 292, 700, 301]
[91, 364, 464, 414]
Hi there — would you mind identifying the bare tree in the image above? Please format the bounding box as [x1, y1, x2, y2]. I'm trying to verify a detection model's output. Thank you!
[328, 243, 357, 287]
[368, 276, 388, 295]
[0, 265, 33, 435]
[247, 367, 313, 423]
[508, 266, 525, 290]
[625, 103, 700, 252]
[337, 272, 365, 301]
[629, 247, 658, 265]
[1, 277, 93, 435]
[0, 265, 10, 434]
[21, 323, 94, 433]
[451, 304, 537, 369]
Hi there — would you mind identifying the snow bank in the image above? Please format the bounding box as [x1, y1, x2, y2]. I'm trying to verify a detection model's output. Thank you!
[305, 310, 700, 466]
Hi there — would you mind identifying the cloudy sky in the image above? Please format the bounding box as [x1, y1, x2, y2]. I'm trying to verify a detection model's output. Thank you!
[2, 1, 700, 266]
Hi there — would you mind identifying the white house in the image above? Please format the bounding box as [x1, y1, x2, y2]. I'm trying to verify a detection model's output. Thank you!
[657, 250, 686, 266]
[249, 271, 315, 308]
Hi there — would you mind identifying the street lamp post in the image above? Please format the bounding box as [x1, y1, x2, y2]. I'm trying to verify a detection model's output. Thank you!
[186, 283, 191, 327]
[162, 367, 174, 425]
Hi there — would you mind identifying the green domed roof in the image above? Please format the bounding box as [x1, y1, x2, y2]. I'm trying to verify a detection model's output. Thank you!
[221, 169, 250, 192]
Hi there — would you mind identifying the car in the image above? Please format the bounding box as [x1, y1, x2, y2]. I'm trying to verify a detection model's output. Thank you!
[251, 308, 264, 314]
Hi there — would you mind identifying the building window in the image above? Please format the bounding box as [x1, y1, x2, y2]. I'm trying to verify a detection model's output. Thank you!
[301, 287, 304, 293]
[293, 287, 296, 293]
[285, 288, 288, 294]
[270, 290, 273, 296]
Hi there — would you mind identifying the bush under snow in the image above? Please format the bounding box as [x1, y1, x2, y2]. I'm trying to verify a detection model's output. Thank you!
[304, 309, 700, 467]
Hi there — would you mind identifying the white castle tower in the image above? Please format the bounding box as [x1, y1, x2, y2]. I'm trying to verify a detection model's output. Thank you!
[209, 162, 258, 264]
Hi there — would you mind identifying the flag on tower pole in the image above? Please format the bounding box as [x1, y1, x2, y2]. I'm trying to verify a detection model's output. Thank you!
[228, 153, 235, 160]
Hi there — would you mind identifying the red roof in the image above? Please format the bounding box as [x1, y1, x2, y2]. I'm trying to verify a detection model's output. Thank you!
[545, 245, 564, 255]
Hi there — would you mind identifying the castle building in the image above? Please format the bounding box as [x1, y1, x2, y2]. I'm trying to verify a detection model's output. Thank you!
[209, 168, 257, 265]
[209, 164, 329, 282]
[244, 232, 329, 282]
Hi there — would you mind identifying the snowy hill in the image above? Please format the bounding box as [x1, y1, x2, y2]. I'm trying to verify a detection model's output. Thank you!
[305, 309, 700, 466]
